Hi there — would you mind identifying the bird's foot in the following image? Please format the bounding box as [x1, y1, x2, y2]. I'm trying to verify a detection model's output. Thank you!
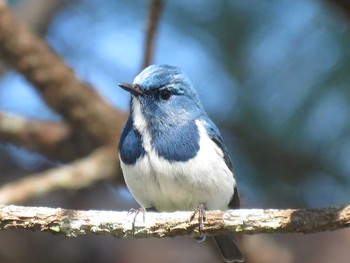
[190, 203, 207, 240]
[128, 207, 146, 229]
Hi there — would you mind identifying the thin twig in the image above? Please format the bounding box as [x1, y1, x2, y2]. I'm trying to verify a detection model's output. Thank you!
[0, 147, 119, 204]
[0, 204, 349, 237]
[0, 112, 83, 161]
[143, 0, 163, 68]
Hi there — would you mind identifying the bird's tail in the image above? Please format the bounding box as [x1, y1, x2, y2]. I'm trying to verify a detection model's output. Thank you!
[214, 235, 244, 262]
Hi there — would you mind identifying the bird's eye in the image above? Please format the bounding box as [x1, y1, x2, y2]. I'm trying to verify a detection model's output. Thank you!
[159, 89, 172, 100]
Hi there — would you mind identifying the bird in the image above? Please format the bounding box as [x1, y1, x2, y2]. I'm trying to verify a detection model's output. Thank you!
[117, 64, 244, 262]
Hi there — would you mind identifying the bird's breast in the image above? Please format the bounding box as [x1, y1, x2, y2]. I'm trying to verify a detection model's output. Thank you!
[119, 120, 236, 212]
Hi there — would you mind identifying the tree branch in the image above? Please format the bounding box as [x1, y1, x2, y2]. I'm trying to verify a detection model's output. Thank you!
[0, 112, 85, 161]
[14, 0, 66, 36]
[0, 147, 119, 204]
[0, 1, 125, 145]
[0, 204, 349, 238]
[143, 0, 163, 68]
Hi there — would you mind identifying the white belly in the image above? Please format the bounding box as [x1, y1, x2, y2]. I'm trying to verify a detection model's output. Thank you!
[119, 120, 236, 212]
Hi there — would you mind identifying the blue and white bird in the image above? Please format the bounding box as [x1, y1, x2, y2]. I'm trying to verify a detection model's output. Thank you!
[118, 65, 244, 262]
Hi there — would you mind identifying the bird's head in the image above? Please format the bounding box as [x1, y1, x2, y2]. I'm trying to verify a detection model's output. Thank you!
[118, 65, 203, 127]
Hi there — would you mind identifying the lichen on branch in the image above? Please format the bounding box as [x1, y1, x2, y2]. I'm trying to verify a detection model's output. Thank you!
[0, 204, 349, 238]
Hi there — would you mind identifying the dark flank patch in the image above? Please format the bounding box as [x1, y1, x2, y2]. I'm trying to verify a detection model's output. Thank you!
[119, 117, 145, 165]
[228, 186, 240, 209]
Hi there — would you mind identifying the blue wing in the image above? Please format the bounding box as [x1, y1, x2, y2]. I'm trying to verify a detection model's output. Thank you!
[198, 114, 233, 171]
[198, 114, 240, 209]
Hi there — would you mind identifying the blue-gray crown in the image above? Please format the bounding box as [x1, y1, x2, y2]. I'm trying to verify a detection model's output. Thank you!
[133, 65, 190, 92]
[132, 65, 199, 101]
[118, 64, 205, 126]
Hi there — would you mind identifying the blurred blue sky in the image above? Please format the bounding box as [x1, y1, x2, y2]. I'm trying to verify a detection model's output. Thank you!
[1, 0, 350, 207]
[1, 0, 344, 119]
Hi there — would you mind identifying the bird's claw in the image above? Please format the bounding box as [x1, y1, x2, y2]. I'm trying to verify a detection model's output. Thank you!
[128, 207, 146, 229]
[190, 204, 207, 238]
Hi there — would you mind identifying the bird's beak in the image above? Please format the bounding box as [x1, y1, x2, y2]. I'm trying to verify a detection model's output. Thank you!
[118, 83, 144, 96]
